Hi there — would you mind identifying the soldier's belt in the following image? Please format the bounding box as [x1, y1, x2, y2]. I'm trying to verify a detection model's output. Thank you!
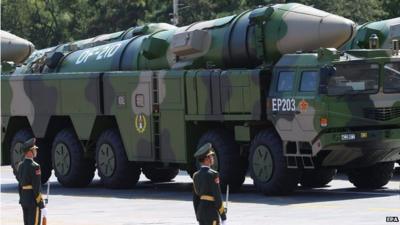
[200, 195, 215, 201]
[22, 185, 33, 190]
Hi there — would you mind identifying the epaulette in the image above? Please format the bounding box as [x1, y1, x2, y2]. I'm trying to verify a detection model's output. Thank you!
[31, 161, 40, 167]
[209, 168, 219, 175]
[16, 161, 23, 171]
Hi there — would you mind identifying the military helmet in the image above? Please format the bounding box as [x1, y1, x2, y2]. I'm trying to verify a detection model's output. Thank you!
[23, 138, 39, 153]
[194, 143, 215, 159]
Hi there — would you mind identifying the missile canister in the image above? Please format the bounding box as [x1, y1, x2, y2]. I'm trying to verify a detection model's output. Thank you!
[54, 3, 355, 73]
[18, 23, 176, 74]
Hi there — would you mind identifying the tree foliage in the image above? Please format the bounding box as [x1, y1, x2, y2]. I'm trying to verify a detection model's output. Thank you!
[1, 0, 399, 49]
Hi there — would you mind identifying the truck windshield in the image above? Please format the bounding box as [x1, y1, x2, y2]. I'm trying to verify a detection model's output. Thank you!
[327, 63, 379, 95]
[383, 62, 400, 93]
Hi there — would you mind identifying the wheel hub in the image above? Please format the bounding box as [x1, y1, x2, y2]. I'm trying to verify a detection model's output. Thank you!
[54, 143, 71, 176]
[252, 145, 273, 182]
[98, 143, 115, 177]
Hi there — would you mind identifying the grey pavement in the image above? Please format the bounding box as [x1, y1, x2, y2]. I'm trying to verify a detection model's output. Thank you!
[1, 166, 399, 225]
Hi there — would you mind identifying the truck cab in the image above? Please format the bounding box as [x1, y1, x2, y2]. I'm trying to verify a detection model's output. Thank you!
[266, 48, 400, 189]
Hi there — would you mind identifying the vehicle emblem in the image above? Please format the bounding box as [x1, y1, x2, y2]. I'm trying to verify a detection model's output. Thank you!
[299, 99, 309, 113]
[135, 113, 147, 133]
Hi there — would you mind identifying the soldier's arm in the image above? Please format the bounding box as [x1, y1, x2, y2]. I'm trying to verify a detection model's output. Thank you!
[192, 174, 200, 220]
[192, 188, 200, 218]
[32, 165, 45, 209]
[211, 173, 226, 221]
[16, 163, 22, 196]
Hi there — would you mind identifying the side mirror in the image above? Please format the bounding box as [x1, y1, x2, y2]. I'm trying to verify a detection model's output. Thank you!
[319, 66, 335, 94]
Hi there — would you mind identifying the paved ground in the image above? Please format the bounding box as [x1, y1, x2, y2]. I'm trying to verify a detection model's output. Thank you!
[1, 166, 399, 225]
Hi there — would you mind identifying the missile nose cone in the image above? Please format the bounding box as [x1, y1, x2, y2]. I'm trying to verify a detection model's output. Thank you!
[319, 15, 356, 49]
[274, 3, 356, 54]
[1, 30, 35, 63]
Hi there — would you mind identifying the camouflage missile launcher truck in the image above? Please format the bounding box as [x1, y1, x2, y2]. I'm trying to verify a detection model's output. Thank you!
[2, 3, 399, 195]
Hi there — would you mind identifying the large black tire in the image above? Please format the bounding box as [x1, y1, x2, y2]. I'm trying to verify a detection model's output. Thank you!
[96, 129, 141, 189]
[300, 168, 337, 188]
[347, 162, 394, 189]
[9, 129, 52, 184]
[52, 129, 95, 187]
[142, 167, 179, 182]
[196, 129, 247, 191]
[249, 129, 301, 195]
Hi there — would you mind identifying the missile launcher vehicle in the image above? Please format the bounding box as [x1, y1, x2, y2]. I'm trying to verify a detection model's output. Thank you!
[2, 3, 399, 195]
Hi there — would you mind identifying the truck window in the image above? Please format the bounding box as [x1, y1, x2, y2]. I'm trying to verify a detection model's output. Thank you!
[300, 71, 318, 92]
[383, 62, 400, 93]
[277, 71, 294, 92]
[327, 63, 379, 95]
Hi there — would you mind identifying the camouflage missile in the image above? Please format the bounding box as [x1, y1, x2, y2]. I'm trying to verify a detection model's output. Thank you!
[342, 17, 400, 50]
[1, 30, 35, 64]
[54, 23, 176, 53]
[18, 23, 176, 74]
[40, 3, 355, 73]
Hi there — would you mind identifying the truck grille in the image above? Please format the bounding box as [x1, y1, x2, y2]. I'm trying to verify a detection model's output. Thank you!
[364, 107, 400, 121]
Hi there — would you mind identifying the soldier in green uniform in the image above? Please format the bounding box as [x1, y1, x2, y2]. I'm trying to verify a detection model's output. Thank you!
[17, 138, 47, 225]
[193, 143, 227, 225]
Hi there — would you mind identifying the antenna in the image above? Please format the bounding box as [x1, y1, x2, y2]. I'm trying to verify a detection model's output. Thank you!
[172, 0, 179, 25]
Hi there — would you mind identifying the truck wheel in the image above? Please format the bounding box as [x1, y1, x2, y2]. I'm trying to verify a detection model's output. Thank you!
[10, 129, 33, 176]
[197, 129, 246, 191]
[300, 168, 337, 188]
[249, 129, 301, 195]
[142, 167, 179, 182]
[52, 129, 95, 187]
[347, 162, 394, 189]
[96, 129, 141, 189]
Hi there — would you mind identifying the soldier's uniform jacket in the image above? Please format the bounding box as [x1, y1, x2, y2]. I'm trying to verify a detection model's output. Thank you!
[193, 166, 226, 225]
[17, 158, 45, 209]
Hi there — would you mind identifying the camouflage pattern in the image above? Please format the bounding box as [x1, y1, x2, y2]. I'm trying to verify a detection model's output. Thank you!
[1, 3, 399, 194]
[16, 23, 176, 74]
[14, 3, 355, 75]
[269, 48, 400, 168]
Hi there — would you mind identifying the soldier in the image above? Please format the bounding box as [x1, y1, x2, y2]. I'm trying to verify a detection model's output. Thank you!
[193, 143, 227, 225]
[17, 138, 47, 225]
